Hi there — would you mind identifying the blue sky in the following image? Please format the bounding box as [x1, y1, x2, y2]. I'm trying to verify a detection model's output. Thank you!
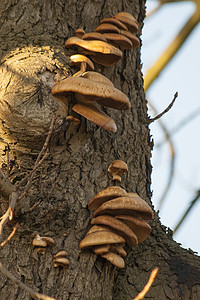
[142, 0, 200, 253]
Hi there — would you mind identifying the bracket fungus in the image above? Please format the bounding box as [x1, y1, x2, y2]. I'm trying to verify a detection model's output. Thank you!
[65, 36, 122, 66]
[69, 54, 94, 77]
[52, 72, 130, 132]
[32, 234, 55, 254]
[53, 251, 70, 269]
[80, 185, 153, 268]
[108, 160, 128, 182]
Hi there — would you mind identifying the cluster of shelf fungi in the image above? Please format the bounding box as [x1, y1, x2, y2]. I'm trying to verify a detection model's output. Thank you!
[80, 161, 153, 268]
[52, 12, 140, 133]
[51, 13, 153, 268]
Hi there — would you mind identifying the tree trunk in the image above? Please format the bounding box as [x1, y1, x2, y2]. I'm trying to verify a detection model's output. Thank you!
[0, 1, 200, 299]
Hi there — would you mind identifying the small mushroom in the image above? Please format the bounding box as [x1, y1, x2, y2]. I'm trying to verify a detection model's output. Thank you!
[115, 215, 152, 243]
[102, 33, 133, 49]
[32, 234, 47, 248]
[91, 215, 138, 246]
[53, 257, 70, 268]
[53, 250, 69, 268]
[72, 101, 117, 133]
[102, 252, 125, 269]
[108, 160, 128, 182]
[88, 186, 127, 210]
[66, 115, 81, 126]
[95, 23, 120, 34]
[69, 54, 94, 77]
[41, 236, 55, 246]
[119, 30, 140, 48]
[100, 17, 128, 31]
[113, 12, 139, 33]
[75, 28, 85, 38]
[65, 36, 122, 66]
[80, 231, 125, 249]
[82, 32, 107, 42]
[54, 250, 68, 258]
[93, 195, 153, 220]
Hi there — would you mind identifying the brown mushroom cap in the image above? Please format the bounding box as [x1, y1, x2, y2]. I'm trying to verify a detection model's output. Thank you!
[110, 245, 127, 257]
[53, 257, 70, 268]
[41, 237, 55, 246]
[115, 215, 152, 243]
[93, 244, 111, 255]
[87, 225, 113, 235]
[120, 30, 140, 48]
[72, 101, 117, 133]
[81, 71, 114, 87]
[32, 235, 47, 247]
[114, 12, 139, 33]
[91, 215, 138, 246]
[93, 196, 153, 220]
[69, 54, 94, 71]
[52, 77, 130, 110]
[65, 36, 122, 66]
[103, 33, 133, 49]
[102, 252, 125, 268]
[108, 160, 128, 182]
[95, 23, 120, 34]
[80, 231, 125, 249]
[75, 28, 85, 38]
[88, 186, 127, 210]
[100, 17, 128, 31]
[54, 250, 68, 258]
[82, 32, 107, 42]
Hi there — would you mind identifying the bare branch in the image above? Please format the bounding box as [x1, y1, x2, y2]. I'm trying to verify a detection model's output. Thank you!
[17, 113, 55, 189]
[0, 261, 56, 300]
[18, 150, 49, 202]
[132, 268, 159, 300]
[0, 191, 19, 242]
[147, 92, 178, 124]
[173, 190, 200, 234]
[1, 223, 18, 247]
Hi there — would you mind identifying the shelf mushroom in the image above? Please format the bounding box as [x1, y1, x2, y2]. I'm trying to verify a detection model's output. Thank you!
[65, 36, 122, 66]
[53, 250, 70, 269]
[108, 160, 128, 182]
[80, 187, 153, 268]
[52, 72, 130, 132]
[69, 54, 94, 77]
[32, 234, 55, 254]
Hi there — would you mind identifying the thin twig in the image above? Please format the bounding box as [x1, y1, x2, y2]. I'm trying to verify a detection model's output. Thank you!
[132, 268, 159, 300]
[173, 190, 200, 234]
[29, 200, 41, 212]
[0, 192, 19, 242]
[18, 150, 49, 202]
[147, 92, 178, 124]
[17, 113, 55, 189]
[1, 223, 18, 247]
[0, 261, 56, 300]
[147, 99, 176, 210]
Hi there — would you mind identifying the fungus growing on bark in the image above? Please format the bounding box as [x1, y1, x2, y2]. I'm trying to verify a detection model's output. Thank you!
[100, 17, 128, 31]
[101, 252, 125, 269]
[65, 36, 122, 66]
[108, 160, 128, 182]
[32, 234, 55, 254]
[69, 54, 94, 77]
[102, 33, 133, 49]
[113, 12, 139, 33]
[82, 32, 107, 42]
[93, 195, 153, 220]
[75, 28, 85, 38]
[95, 23, 120, 34]
[53, 250, 70, 268]
[80, 231, 125, 249]
[88, 186, 127, 210]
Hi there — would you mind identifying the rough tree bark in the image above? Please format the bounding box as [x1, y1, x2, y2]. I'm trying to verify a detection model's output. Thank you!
[0, 1, 200, 300]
